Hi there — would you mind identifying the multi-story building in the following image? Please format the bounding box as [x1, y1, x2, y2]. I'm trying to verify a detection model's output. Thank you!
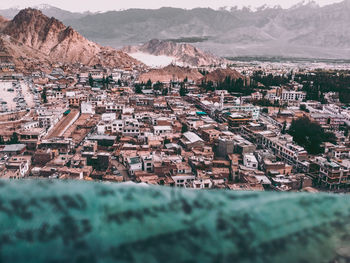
[281, 91, 306, 101]
[315, 157, 350, 190]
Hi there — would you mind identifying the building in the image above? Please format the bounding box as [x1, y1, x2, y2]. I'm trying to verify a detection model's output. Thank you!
[243, 153, 258, 169]
[180, 132, 204, 150]
[315, 157, 350, 190]
[1, 144, 26, 156]
[281, 91, 306, 102]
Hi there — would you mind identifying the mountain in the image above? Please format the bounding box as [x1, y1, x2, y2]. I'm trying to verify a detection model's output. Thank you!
[63, 7, 239, 49]
[0, 16, 8, 31]
[2, 2, 350, 59]
[201, 68, 244, 83]
[0, 4, 90, 21]
[123, 39, 225, 67]
[0, 8, 142, 69]
[55, 1, 350, 59]
[139, 64, 203, 83]
[0, 33, 51, 71]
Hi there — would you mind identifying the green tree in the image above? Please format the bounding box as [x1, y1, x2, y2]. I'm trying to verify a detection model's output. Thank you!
[135, 84, 142, 94]
[299, 104, 309, 113]
[288, 117, 336, 155]
[153, 81, 164, 91]
[146, 79, 152, 87]
[281, 121, 287, 134]
[262, 108, 268, 114]
[9, 132, 19, 144]
[102, 76, 106, 89]
[88, 74, 94, 87]
[162, 88, 168, 96]
[179, 83, 188, 96]
[41, 87, 47, 103]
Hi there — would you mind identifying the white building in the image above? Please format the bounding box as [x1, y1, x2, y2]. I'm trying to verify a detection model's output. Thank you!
[81, 101, 95, 114]
[243, 153, 258, 169]
[227, 104, 260, 120]
[153, 126, 172, 136]
[127, 156, 143, 176]
[193, 178, 213, 189]
[281, 91, 306, 102]
[172, 175, 196, 187]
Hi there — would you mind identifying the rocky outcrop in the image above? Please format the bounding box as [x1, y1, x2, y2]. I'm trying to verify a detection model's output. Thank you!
[201, 68, 244, 83]
[0, 16, 8, 31]
[0, 34, 51, 71]
[0, 8, 143, 69]
[124, 39, 225, 67]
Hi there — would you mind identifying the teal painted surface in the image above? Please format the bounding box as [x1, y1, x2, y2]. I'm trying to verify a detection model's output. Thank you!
[0, 180, 349, 262]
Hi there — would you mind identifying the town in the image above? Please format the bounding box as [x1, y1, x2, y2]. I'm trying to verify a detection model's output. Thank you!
[0, 58, 348, 193]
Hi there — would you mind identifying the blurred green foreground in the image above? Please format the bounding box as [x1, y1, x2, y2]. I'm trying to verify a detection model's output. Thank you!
[0, 180, 349, 263]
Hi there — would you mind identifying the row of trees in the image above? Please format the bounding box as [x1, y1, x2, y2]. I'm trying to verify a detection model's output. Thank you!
[295, 71, 350, 104]
[199, 76, 254, 95]
[252, 71, 291, 87]
[135, 80, 169, 96]
[88, 74, 114, 89]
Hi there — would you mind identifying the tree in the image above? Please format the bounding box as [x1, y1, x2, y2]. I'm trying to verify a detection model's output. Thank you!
[299, 104, 309, 113]
[281, 121, 287, 134]
[181, 124, 188, 133]
[153, 81, 164, 91]
[135, 84, 142, 94]
[0, 135, 4, 145]
[288, 117, 336, 155]
[8, 132, 19, 144]
[262, 108, 268, 114]
[179, 84, 188, 96]
[41, 87, 47, 103]
[146, 79, 152, 87]
[162, 88, 168, 96]
[88, 74, 94, 87]
[199, 69, 209, 76]
[102, 76, 106, 89]
[164, 138, 171, 145]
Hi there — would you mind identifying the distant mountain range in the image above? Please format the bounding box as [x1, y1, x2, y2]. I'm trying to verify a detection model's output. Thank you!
[2, 1, 350, 59]
[0, 8, 142, 70]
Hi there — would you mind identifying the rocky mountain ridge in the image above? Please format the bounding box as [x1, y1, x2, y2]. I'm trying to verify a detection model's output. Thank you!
[0, 8, 143, 70]
[13, 1, 347, 59]
[139, 64, 204, 83]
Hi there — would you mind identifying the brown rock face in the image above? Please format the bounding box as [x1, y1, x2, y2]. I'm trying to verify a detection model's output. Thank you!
[123, 39, 225, 67]
[0, 16, 9, 31]
[0, 34, 51, 72]
[1, 8, 143, 69]
[201, 68, 244, 83]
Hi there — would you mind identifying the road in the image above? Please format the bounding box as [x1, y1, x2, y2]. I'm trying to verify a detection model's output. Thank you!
[111, 159, 130, 182]
[46, 109, 79, 138]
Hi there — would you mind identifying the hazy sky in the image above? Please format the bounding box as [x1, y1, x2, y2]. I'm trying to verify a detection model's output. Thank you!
[0, 0, 344, 12]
